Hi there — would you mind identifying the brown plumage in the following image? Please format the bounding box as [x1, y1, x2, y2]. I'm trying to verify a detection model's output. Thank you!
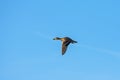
[53, 37, 77, 55]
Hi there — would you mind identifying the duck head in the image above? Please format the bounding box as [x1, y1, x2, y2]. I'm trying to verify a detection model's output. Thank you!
[53, 37, 61, 40]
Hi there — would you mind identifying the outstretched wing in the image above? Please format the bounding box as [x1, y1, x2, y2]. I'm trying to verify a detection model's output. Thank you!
[62, 41, 71, 55]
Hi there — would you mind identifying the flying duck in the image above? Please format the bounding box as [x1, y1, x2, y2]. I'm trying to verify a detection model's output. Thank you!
[53, 37, 77, 55]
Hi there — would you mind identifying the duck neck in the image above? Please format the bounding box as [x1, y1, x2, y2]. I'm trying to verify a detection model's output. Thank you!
[57, 37, 61, 40]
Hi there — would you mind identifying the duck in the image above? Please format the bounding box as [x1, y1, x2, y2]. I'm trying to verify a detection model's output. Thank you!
[53, 37, 77, 55]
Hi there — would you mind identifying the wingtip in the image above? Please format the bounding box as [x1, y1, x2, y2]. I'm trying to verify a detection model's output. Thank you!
[62, 52, 65, 56]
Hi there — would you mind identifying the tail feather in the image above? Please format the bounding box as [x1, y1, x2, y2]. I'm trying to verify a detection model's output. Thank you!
[72, 40, 77, 44]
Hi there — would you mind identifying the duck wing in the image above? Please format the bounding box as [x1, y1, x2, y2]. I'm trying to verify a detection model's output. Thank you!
[62, 41, 71, 55]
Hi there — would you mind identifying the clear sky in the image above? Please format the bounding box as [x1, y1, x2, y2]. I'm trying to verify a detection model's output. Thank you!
[0, 0, 120, 80]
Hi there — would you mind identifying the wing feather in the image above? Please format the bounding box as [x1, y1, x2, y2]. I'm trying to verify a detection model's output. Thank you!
[62, 41, 70, 55]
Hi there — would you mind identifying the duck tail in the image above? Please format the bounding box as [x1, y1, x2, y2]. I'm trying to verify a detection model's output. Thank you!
[72, 40, 77, 44]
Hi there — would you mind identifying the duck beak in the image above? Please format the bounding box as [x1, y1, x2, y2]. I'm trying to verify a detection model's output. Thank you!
[53, 38, 55, 40]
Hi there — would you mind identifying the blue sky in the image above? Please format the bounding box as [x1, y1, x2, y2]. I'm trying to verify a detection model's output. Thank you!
[0, 0, 120, 80]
